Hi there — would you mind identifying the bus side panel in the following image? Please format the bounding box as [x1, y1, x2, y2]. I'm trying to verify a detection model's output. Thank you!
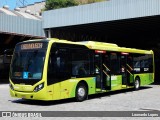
[134, 73, 154, 86]
[151, 73, 154, 83]
[111, 75, 122, 90]
[46, 85, 54, 100]
[146, 73, 154, 85]
[52, 83, 61, 100]
[60, 77, 96, 99]
[60, 79, 78, 99]
[85, 77, 96, 95]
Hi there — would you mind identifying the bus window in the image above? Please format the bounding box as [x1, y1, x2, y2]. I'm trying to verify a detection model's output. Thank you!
[133, 54, 153, 73]
[71, 49, 90, 77]
[47, 48, 70, 85]
[133, 54, 141, 73]
[110, 53, 120, 74]
[94, 54, 100, 74]
[11, 50, 45, 79]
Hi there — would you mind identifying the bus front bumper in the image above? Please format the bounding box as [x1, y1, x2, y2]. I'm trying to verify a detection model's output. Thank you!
[10, 89, 49, 101]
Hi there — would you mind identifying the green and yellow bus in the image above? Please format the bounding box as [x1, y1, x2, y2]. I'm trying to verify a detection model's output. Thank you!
[9, 38, 154, 101]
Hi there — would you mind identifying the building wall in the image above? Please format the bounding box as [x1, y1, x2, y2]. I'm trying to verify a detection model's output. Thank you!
[0, 13, 44, 37]
[43, 0, 160, 29]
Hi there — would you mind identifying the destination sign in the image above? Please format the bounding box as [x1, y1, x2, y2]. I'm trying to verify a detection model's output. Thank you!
[21, 43, 43, 50]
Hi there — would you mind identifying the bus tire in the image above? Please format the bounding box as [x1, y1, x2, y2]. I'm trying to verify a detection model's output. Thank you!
[75, 82, 88, 102]
[134, 78, 140, 90]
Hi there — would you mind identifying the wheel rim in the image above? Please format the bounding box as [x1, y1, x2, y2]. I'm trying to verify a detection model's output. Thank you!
[78, 87, 85, 97]
[135, 80, 139, 89]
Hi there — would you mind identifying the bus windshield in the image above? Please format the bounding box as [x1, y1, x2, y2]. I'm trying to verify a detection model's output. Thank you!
[10, 50, 45, 80]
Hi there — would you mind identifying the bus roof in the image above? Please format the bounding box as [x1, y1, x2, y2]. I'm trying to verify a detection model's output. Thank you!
[21, 38, 153, 54]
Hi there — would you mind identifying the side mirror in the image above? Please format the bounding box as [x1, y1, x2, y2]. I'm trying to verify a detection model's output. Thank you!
[3, 49, 13, 64]
[3, 55, 12, 64]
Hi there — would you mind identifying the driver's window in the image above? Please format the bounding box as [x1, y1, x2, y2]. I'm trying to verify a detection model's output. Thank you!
[47, 47, 70, 85]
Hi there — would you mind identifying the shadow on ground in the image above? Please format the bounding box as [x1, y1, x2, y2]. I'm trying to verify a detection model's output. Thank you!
[0, 79, 9, 84]
[10, 86, 153, 106]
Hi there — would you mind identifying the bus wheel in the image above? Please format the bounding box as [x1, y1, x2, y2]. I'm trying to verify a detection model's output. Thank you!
[134, 78, 140, 90]
[76, 83, 88, 102]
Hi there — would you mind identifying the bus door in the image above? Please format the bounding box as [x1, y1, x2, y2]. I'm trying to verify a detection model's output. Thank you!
[121, 53, 134, 86]
[95, 50, 111, 91]
[103, 53, 111, 90]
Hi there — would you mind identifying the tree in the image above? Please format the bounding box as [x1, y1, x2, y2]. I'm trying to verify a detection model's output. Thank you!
[45, 0, 78, 10]
[45, 0, 106, 10]
[75, 0, 106, 4]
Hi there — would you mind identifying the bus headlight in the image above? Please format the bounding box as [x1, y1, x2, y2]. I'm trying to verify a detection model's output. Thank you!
[34, 83, 44, 92]
[9, 83, 14, 90]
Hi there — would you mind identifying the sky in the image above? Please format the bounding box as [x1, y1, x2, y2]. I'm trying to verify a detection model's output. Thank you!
[0, 0, 44, 10]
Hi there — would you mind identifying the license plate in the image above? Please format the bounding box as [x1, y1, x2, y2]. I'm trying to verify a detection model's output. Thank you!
[22, 95, 26, 98]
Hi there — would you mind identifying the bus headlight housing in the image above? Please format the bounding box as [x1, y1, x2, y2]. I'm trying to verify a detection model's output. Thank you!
[34, 83, 44, 92]
[9, 83, 14, 90]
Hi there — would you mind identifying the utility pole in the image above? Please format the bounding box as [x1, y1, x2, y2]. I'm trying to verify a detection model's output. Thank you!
[16, 0, 28, 7]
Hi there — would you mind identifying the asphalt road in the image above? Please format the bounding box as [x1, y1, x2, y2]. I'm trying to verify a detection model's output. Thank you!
[0, 83, 160, 120]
